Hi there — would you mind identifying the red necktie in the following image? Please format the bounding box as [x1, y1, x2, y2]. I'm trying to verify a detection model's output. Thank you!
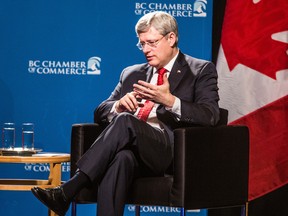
[137, 68, 167, 121]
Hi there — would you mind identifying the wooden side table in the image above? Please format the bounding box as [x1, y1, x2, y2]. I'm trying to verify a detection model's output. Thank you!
[0, 152, 70, 216]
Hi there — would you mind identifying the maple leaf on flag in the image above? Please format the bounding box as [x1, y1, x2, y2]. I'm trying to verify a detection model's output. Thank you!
[221, 0, 288, 80]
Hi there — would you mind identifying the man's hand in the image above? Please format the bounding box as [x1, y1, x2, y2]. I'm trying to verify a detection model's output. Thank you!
[115, 92, 140, 113]
[133, 74, 175, 108]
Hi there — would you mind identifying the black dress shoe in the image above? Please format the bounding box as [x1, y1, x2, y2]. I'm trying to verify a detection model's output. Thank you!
[31, 186, 70, 216]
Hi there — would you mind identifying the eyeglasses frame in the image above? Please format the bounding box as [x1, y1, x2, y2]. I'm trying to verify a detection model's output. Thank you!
[136, 32, 170, 50]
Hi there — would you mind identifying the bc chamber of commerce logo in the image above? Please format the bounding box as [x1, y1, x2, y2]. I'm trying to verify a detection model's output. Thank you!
[24, 162, 70, 173]
[135, 0, 208, 17]
[127, 205, 201, 214]
[28, 56, 101, 76]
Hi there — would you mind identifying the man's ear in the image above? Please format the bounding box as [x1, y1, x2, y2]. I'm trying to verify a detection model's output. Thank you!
[168, 32, 177, 47]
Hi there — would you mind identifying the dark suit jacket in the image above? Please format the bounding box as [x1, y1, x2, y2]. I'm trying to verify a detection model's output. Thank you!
[94, 52, 220, 144]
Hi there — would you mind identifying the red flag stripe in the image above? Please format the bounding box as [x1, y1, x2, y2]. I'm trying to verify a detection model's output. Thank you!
[230, 95, 288, 200]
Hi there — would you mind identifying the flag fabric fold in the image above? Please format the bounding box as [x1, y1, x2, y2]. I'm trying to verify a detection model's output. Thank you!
[217, 0, 288, 201]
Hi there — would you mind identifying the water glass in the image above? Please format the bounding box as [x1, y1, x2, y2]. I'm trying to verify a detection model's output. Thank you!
[2, 123, 15, 149]
[22, 123, 34, 149]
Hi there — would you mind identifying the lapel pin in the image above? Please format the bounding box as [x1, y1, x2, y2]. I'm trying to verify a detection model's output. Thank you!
[177, 70, 181, 73]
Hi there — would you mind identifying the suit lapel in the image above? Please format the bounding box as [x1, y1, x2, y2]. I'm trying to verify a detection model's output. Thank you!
[168, 52, 188, 93]
[145, 66, 154, 82]
[135, 65, 152, 83]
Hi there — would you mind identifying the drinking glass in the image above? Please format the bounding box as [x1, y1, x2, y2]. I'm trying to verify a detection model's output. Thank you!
[22, 123, 34, 150]
[2, 123, 15, 149]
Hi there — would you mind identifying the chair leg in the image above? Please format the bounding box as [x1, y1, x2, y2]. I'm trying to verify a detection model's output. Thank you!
[135, 205, 140, 216]
[180, 208, 186, 216]
[241, 202, 248, 216]
[71, 202, 77, 216]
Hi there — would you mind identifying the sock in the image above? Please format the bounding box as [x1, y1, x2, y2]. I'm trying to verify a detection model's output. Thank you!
[62, 170, 90, 200]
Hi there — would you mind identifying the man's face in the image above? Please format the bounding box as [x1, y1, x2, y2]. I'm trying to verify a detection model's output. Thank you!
[138, 27, 176, 69]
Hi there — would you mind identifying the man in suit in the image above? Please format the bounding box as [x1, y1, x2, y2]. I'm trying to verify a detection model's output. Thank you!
[31, 11, 220, 216]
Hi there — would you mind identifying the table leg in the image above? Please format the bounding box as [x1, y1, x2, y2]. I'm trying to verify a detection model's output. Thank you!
[48, 162, 62, 186]
[49, 209, 58, 216]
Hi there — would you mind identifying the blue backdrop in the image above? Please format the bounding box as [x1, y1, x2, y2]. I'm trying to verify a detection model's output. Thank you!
[0, 0, 213, 215]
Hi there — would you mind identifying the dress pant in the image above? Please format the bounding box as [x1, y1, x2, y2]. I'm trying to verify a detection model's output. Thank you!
[76, 112, 173, 216]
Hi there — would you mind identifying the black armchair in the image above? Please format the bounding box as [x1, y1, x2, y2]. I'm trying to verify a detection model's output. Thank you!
[70, 109, 249, 216]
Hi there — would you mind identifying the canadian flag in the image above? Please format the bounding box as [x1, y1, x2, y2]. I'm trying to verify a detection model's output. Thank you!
[217, 0, 288, 201]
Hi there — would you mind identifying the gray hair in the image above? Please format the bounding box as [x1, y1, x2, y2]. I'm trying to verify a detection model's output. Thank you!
[135, 11, 179, 44]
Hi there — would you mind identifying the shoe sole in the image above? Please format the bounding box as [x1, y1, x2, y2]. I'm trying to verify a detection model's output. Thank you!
[31, 188, 66, 216]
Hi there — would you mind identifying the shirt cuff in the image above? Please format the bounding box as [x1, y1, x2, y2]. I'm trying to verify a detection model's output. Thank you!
[107, 102, 119, 122]
[166, 97, 181, 118]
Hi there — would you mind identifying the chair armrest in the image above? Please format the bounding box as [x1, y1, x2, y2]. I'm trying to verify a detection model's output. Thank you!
[70, 123, 105, 177]
[171, 125, 249, 209]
